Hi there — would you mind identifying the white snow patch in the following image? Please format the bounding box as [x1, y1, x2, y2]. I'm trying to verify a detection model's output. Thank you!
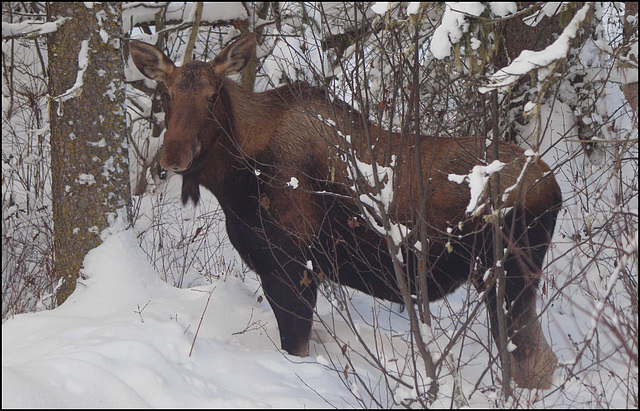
[448, 160, 507, 215]
[371, 2, 391, 15]
[52, 40, 91, 113]
[489, 2, 517, 17]
[407, 3, 422, 15]
[430, 2, 487, 60]
[2, 17, 69, 37]
[286, 176, 299, 189]
[77, 173, 96, 186]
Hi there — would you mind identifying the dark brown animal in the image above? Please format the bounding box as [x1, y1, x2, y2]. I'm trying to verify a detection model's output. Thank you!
[130, 34, 562, 389]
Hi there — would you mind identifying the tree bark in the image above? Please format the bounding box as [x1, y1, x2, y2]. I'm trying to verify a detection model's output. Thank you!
[48, 2, 131, 305]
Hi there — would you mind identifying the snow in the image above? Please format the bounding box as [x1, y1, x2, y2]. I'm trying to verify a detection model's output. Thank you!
[77, 173, 96, 186]
[371, 2, 390, 15]
[524, 101, 537, 114]
[51, 39, 91, 112]
[489, 2, 517, 18]
[286, 176, 299, 189]
[1, 17, 69, 38]
[430, 2, 487, 60]
[199, 3, 246, 22]
[407, 3, 422, 16]
[122, 3, 246, 35]
[519, 98, 577, 163]
[371, 2, 422, 16]
[448, 160, 507, 216]
[1, 230, 358, 408]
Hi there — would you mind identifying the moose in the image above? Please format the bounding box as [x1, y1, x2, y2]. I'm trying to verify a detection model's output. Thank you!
[130, 34, 562, 390]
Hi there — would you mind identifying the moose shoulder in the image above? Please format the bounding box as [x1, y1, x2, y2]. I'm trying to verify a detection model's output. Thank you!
[129, 34, 562, 390]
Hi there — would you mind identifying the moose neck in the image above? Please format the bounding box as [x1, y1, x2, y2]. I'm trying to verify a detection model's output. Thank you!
[222, 78, 275, 156]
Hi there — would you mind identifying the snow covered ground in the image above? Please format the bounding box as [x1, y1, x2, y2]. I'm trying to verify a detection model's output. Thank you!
[2, 192, 635, 408]
[2, 228, 363, 408]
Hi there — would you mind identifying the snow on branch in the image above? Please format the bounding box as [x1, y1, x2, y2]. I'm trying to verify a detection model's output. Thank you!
[2, 17, 70, 39]
[448, 160, 507, 216]
[478, 3, 591, 94]
[316, 114, 411, 250]
[430, 2, 487, 60]
[350, 154, 412, 251]
[122, 3, 247, 34]
[51, 40, 91, 114]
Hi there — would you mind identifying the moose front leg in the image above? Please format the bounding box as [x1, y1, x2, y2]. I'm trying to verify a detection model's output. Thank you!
[260, 270, 317, 357]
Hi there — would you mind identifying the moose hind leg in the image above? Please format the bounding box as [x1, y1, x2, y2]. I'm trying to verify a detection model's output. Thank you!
[500, 206, 558, 389]
[260, 270, 317, 357]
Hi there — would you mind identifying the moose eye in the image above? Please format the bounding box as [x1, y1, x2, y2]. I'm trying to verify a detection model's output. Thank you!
[163, 92, 171, 102]
[208, 94, 217, 105]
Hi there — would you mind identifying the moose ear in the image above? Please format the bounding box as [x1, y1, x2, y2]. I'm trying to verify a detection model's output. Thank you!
[129, 40, 175, 83]
[210, 34, 256, 76]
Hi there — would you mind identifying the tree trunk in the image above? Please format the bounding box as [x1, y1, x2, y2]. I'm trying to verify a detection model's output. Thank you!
[48, 2, 131, 305]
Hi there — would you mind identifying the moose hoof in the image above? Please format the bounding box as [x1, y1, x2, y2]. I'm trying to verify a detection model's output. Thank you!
[293, 345, 309, 357]
[284, 342, 309, 357]
[511, 344, 557, 390]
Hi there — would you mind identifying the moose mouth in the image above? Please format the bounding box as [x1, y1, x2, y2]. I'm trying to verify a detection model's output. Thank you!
[176, 146, 204, 176]
[161, 140, 201, 174]
[173, 158, 195, 175]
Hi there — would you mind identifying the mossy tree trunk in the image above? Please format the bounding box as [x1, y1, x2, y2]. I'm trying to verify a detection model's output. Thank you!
[47, 2, 131, 305]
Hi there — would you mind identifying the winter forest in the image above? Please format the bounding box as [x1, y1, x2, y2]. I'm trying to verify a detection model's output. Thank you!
[2, 2, 638, 408]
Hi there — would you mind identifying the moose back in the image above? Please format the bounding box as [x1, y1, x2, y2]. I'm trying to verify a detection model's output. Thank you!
[130, 34, 562, 390]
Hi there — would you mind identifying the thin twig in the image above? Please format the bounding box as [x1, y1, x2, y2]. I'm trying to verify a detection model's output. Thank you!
[189, 286, 215, 357]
